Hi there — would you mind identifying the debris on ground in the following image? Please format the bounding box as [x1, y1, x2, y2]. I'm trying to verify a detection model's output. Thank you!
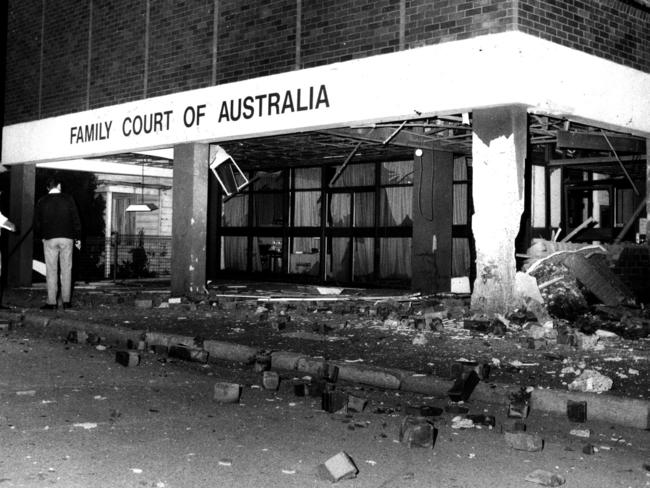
[317, 452, 358, 483]
[524, 469, 565, 487]
[568, 369, 613, 393]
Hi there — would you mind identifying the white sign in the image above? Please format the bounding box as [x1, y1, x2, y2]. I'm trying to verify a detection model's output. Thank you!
[3, 31, 649, 165]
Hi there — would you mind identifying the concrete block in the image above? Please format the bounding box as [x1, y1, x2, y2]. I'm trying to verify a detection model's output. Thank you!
[262, 371, 280, 390]
[270, 351, 302, 371]
[293, 380, 309, 397]
[531, 388, 649, 429]
[213, 382, 241, 403]
[567, 400, 587, 423]
[317, 452, 358, 482]
[448, 370, 480, 402]
[134, 299, 153, 309]
[203, 340, 257, 364]
[115, 350, 140, 367]
[399, 416, 437, 448]
[168, 344, 209, 363]
[322, 391, 347, 413]
[400, 374, 452, 397]
[507, 402, 530, 419]
[296, 357, 326, 377]
[336, 363, 402, 390]
[0, 320, 11, 331]
[347, 394, 368, 413]
[504, 431, 544, 451]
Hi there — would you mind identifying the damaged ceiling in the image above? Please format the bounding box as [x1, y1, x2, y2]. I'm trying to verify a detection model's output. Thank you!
[92, 113, 647, 179]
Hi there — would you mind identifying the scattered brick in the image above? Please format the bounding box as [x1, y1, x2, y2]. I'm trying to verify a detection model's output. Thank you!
[213, 382, 241, 403]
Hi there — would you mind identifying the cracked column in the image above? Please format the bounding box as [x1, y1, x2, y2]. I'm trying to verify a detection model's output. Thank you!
[171, 143, 209, 296]
[470, 105, 527, 314]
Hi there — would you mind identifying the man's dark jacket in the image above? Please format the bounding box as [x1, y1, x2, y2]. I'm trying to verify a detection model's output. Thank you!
[34, 193, 82, 240]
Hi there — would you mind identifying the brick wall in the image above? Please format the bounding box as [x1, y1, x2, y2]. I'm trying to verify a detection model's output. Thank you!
[301, 0, 402, 68]
[404, 0, 514, 49]
[518, 0, 650, 72]
[4, 0, 649, 124]
[148, 0, 214, 97]
[5, 1, 42, 124]
[217, 0, 297, 84]
[40, 0, 89, 118]
[90, 0, 146, 109]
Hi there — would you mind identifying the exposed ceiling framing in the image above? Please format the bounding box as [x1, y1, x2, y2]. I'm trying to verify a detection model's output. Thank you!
[70, 113, 646, 181]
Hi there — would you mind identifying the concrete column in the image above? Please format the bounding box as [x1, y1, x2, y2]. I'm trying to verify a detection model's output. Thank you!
[171, 143, 209, 296]
[411, 149, 453, 293]
[470, 105, 527, 314]
[7, 164, 36, 287]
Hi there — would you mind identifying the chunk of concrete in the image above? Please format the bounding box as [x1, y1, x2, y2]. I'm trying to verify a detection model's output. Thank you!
[262, 371, 280, 390]
[317, 452, 358, 483]
[399, 416, 437, 448]
[504, 431, 544, 451]
[347, 394, 368, 413]
[213, 382, 241, 403]
[115, 350, 140, 367]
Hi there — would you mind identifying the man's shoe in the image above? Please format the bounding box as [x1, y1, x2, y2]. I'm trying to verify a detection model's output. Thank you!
[40, 304, 57, 310]
[62, 302, 72, 310]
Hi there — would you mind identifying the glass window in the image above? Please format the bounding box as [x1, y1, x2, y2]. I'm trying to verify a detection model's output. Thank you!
[379, 238, 411, 279]
[222, 194, 248, 227]
[293, 167, 321, 189]
[381, 161, 413, 185]
[353, 237, 374, 282]
[252, 193, 284, 226]
[380, 187, 412, 226]
[289, 237, 320, 276]
[222, 236, 247, 271]
[292, 191, 320, 227]
[253, 237, 282, 273]
[328, 237, 350, 281]
[331, 163, 375, 187]
[329, 194, 351, 227]
[354, 192, 375, 226]
[253, 171, 284, 190]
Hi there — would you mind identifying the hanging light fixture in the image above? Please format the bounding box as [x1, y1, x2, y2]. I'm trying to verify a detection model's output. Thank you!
[126, 160, 158, 212]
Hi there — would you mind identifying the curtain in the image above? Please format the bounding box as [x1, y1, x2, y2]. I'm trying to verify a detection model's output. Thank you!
[380, 238, 411, 279]
[380, 187, 412, 226]
[223, 236, 247, 271]
[354, 237, 373, 281]
[329, 238, 350, 281]
[452, 237, 471, 277]
[222, 194, 248, 226]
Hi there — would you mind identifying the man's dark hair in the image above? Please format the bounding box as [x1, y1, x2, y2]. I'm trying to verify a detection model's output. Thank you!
[46, 179, 61, 191]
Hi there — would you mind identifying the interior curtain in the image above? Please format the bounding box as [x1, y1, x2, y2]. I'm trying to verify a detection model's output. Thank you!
[380, 238, 411, 279]
[223, 194, 248, 226]
[223, 236, 247, 271]
[353, 237, 373, 280]
[452, 237, 471, 277]
[380, 187, 412, 226]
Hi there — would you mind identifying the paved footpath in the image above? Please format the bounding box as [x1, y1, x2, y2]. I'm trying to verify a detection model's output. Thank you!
[1, 328, 649, 488]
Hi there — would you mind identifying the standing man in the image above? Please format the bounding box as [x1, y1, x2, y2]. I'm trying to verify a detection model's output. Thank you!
[0, 194, 17, 309]
[34, 179, 82, 310]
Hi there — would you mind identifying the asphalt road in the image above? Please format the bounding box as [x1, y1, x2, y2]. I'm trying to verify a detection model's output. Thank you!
[1, 331, 648, 488]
